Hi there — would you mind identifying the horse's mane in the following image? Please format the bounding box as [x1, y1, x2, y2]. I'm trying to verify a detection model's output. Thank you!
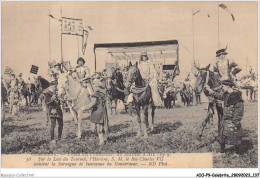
[208, 70, 221, 88]
[39, 77, 50, 89]
[112, 69, 125, 89]
[134, 66, 145, 87]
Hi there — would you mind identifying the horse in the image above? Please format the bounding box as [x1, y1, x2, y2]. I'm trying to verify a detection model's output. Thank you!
[124, 62, 156, 138]
[57, 72, 108, 145]
[163, 87, 178, 109]
[180, 83, 193, 107]
[29, 83, 39, 105]
[20, 83, 31, 106]
[35, 77, 51, 125]
[1, 83, 8, 137]
[237, 78, 257, 102]
[105, 69, 126, 115]
[194, 65, 226, 147]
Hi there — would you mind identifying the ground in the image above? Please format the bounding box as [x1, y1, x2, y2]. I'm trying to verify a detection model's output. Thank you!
[1, 101, 258, 168]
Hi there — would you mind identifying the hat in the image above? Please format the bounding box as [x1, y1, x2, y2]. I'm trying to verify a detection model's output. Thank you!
[19, 73, 22, 77]
[141, 51, 147, 56]
[140, 51, 149, 61]
[54, 63, 61, 67]
[77, 57, 85, 64]
[216, 48, 228, 57]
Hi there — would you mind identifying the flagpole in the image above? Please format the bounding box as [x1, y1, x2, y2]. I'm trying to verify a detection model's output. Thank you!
[60, 8, 63, 67]
[49, 9, 51, 61]
[77, 36, 79, 58]
[246, 57, 248, 73]
[192, 9, 195, 65]
[218, 1, 220, 49]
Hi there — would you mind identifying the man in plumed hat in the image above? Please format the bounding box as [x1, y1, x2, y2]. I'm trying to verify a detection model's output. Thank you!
[203, 48, 244, 153]
[213, 48, 241, 86]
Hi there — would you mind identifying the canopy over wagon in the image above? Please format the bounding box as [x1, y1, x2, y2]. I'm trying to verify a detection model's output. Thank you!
[93, 40, 180, 80]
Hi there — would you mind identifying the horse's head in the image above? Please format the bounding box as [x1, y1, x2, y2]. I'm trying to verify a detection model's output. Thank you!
[106, 77, 113, 91]
[57, 72, 70, 98]
[125, 62, 139, 89]
[194, 64, 211, 94]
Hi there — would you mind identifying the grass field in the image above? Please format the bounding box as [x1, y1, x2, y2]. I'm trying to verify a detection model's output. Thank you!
[1, 101, 258, 168]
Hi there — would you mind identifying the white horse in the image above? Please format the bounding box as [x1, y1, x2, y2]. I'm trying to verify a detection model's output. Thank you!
[57, 72, 107, 145]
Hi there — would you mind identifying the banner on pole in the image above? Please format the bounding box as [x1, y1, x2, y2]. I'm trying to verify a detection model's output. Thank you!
[30, 65, 39, 74]
[82, 30, 89, 55]
[62, 17, 84, 36]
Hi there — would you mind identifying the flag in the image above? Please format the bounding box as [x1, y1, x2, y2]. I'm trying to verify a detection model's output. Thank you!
[82, 30, 89, 55]
[193, 10, 201, 16]
[4, 66, 13, 76]
[30, 65, 39, 74]
[48, 14, 54, 18]
[172, 65, 180, 81]
[62, 17, 84, 36]
[87, 26, 93, 31]
[219, 4, 235, 21]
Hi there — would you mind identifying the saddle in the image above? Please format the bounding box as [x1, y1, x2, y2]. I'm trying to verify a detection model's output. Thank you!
[130, 85, 149, 102]
[131, 85, 148, 94]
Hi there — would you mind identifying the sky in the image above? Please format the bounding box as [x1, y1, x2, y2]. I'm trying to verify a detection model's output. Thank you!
[1, 1, 258, 81]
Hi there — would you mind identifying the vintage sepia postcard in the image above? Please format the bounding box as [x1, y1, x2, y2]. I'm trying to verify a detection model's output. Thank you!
[1, 1, 259, 177]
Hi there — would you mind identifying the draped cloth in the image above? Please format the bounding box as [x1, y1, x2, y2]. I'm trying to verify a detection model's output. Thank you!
[139, 62, 163, 107]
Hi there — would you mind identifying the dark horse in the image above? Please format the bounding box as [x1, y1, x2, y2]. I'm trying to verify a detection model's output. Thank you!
[163, 87, 178, 109]
[194, 64, 227, 150]
[1, 82, 8, 137]
[106, 69, 126, 115]
[35, 77, 51, 125]
[124, 62, 156, 138]
[180, 83, 193, 107]
[20, 82, 31, 106]
[29, 83, 39, 105]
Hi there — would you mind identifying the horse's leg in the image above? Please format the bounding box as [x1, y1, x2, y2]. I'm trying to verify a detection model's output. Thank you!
[69, 105, 78, 124]
[135, 105, 142, 138]
[151, 105, 156, 132]
[97, 124, 105, 145]
[9, 102, 12, 113]
[115, 99, 118, 115]
[250, 89, 253, 101]
[110, 99, 113, 115]
[77, 110, 83, 139]
[1, 100, 5, 137]
[46, 105, 50, 126]
[143, 105, 149, 138]
[216, 102, 225, 152]
[198, 109, 213, 139]
[12, 104, 17, 116]
[29, 94, 32, 106]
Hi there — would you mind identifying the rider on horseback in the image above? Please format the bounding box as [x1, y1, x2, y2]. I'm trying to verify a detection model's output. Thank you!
[213, 48, 241, 86]
[137, 52, 163, 107]
[204, 48, 244, 152]
[9, 73, 19, 115]
[73, 57, 94, 96]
